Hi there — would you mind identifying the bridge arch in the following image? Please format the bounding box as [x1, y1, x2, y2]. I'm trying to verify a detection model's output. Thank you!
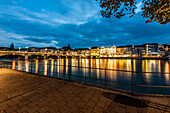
[28, 55, 44, 59]
[0, 54, 25, 59]
[48, 55, 58, 59]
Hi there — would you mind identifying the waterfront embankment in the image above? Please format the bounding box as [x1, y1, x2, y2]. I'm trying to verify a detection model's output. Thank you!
[100, 57, 169, 60]
[0, 68, 170, 113]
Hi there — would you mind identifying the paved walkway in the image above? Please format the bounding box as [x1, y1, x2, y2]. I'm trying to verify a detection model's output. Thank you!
[0, 68, 170, 113]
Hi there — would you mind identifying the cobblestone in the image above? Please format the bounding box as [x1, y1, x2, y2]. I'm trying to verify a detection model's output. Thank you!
[0, 68, 170, 113]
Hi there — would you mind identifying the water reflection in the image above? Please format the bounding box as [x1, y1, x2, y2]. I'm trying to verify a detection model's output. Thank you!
[44, 60, 48, 75]
[8, 58, 170, 95]
[51, 59, 54, 76]
[18, 60, 21, 70]
[133, 60, 136, 71]
[25, 60, 29, 72]
[12, 61, 15, 69]
[35, 60, 39, 73]
[57, 59, 60, 76]
[165, 62, 170, 84]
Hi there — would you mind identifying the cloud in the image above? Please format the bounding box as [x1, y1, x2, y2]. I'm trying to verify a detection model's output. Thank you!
[0, 0, 100, 26]
[0, 28, 60, 48]
[0, 0, 170, 49]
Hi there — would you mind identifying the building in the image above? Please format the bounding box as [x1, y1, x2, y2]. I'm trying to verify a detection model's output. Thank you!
[162, 44, 170, 56]
[91, 46, 100, 58]
[134, 43, 159, 57]
[72, 49, 78, 57]
[145, 43, 159, 56]
[134, 45, 145, 57]
[0, 47, 9, 51]
[61, 44, 72, 57]
[124, 45, 133, 55]
[115, 45, 133, 57]
[76, 48, 91, 57]
[55, 49, 62, 55]
[28, 47, 39, 52]
[116, 46, 125, 55]
[39, 47, 57, 54]
[62, 44, 71, 51]
[100, 46, 116, 57]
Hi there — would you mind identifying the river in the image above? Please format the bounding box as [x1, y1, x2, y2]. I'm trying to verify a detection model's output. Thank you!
[0, 58, 170, 95]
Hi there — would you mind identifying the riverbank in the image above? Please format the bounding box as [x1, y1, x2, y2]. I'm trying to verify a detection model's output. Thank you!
[0, 68, 170, 113]
[0, 56, 169, 60]
[100, 57, 169, 60]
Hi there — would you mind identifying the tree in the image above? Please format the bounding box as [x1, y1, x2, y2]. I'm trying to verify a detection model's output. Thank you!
[96, 0, 170, 25]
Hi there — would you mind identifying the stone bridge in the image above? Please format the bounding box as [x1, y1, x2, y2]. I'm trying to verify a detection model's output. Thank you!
[0, 51, 58, 59]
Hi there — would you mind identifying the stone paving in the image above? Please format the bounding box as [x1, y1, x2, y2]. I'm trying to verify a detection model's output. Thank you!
[0, 68, 170, 113]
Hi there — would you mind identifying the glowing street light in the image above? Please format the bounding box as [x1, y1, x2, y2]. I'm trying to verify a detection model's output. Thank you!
[19, 47, 21, 52]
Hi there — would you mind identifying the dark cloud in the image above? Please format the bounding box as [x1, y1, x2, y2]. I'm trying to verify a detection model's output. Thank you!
[24, 37, 51, 43]
[0, 0, 170, 48]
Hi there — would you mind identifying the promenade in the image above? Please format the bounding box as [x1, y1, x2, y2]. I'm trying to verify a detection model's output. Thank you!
[0, 68, 170, 113]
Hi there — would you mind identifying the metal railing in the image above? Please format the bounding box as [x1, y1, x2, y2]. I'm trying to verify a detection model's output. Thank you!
[0, 60, 170, 96]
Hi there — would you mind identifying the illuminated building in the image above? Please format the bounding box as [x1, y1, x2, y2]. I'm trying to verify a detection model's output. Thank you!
[72, 49, 78, 57]
[158, 45, 165, 56]
[39, 47, 57, 53]
[116, 46, 125, 55]
[134, 45, 145, 57]
[91, 46, 100, 58]
[162, 44, 170, 56]
[134, 43, 159, 57]
[76, 48, 91, 57]
[100, 46, 116, 57]
[145, 43, 159, 56]
[61, 44, 72, 57]
[28, 47, 39, 52]
[0, 43, 168, 58]
[124, 45, 133, 55]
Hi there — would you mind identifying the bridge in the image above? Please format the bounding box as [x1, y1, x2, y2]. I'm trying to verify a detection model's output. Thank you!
[0, 51, 57, 59]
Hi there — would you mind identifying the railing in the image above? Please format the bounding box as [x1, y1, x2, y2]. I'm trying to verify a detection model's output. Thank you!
[0, 60, 170, 96]
[0, 51, 49, 54]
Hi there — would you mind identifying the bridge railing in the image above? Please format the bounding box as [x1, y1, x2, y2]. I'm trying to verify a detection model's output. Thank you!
[0, 51, 56, 55]
[0, 60, 170, 96]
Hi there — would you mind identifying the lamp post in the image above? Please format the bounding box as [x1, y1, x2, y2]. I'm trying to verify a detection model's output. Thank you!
[19, 47, 21, 52]
[45, 48, 48, 53]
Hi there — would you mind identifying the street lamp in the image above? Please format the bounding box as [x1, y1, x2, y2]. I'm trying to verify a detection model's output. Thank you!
[19, 47, 21, 52]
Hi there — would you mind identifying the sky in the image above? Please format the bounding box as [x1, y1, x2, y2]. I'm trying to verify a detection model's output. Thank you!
[0, 0, 170, 49]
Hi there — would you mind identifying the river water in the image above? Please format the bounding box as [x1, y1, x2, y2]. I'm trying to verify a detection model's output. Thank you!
[0, 58, 170, 95]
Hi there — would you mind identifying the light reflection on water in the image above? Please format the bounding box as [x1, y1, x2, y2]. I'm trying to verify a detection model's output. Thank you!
[12, 60, 15, 70]
[3, 58, 170, 95]
[35, 60, 38, 74]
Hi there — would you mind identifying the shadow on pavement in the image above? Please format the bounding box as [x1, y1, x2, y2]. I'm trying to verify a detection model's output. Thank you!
[103, 92, 148, 108]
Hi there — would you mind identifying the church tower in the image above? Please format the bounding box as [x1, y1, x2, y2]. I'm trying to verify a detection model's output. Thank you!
[10, 43, 14, 50]
[68, 44, 70, 48]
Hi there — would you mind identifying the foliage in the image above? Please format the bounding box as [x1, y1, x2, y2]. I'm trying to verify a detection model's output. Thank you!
[96, 0, 170, 24]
